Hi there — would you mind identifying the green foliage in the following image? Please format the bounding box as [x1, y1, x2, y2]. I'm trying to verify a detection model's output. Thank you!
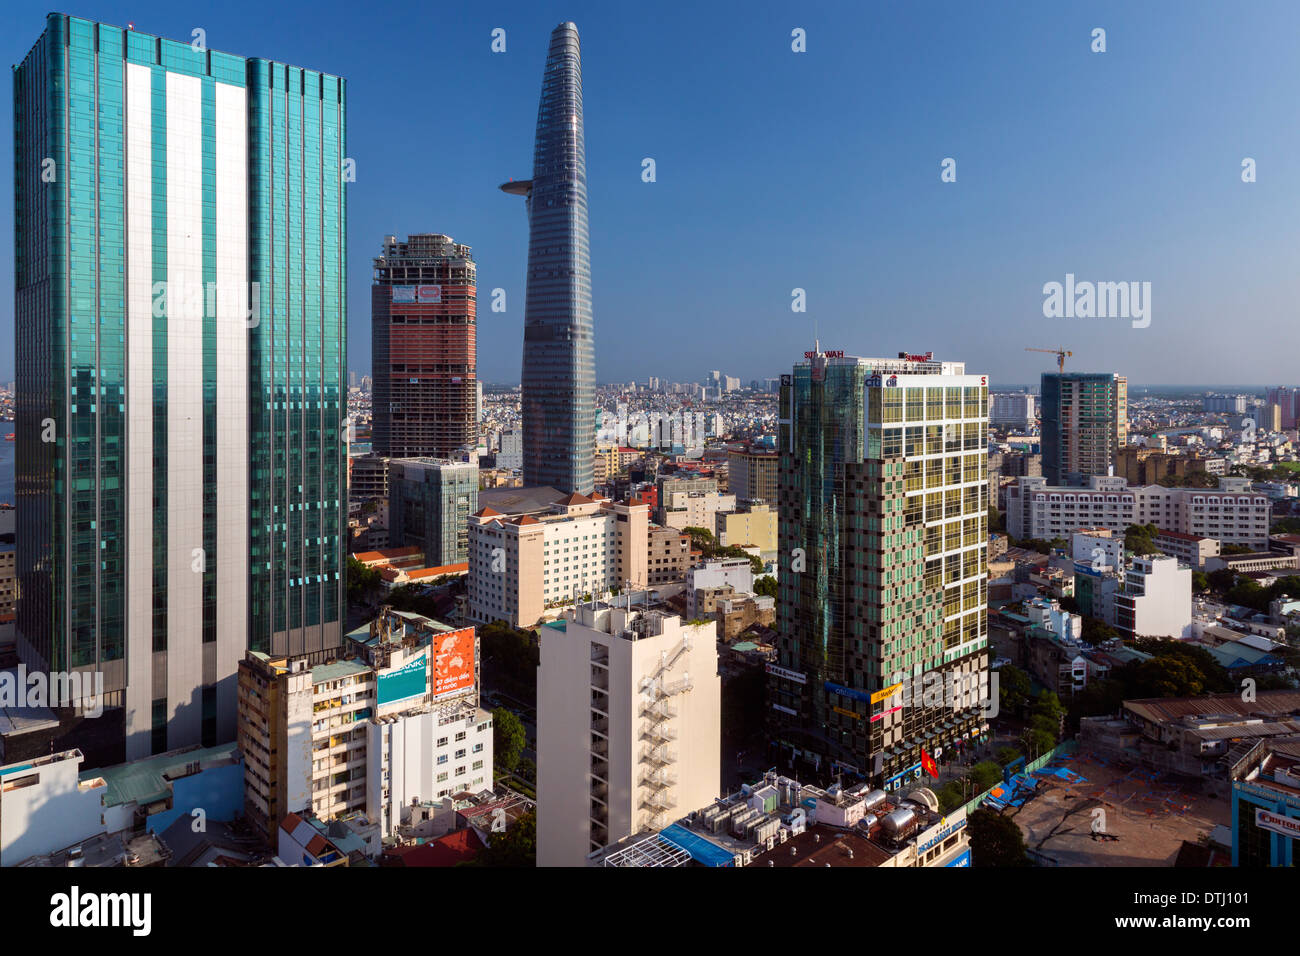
[969, 760, 1003, 793]
[995, 746, 1023, 766]
[1192, 571, 1210, 593]
[997, 665, 1032, 715]
[1207, 568, 1236, 593]
[346, 555, 381, 603]
[492, 707, 527, 774]
[480, 621, 540, 705]
[968, 808, 1030, 867]
[988, 506, 1005, 533]
[1124, 523, 1160, 556]
[474, 811, 536, 867]
[1272, 516, 1300, 535]
[754, 575, 778, 599]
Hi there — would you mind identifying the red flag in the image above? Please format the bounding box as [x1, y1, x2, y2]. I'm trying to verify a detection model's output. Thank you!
[921, 749, 938, 778]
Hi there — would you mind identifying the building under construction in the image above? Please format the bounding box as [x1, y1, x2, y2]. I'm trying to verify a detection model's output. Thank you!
[371, 234, 478, 459]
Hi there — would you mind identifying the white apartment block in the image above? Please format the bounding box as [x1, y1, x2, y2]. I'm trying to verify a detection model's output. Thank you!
[1006, 475, 1269, 549]
[685, 558, 755, 619]
[468, 493, 649, 627]
[662, 490, 736, 532]
[1115, 555, 1193, 640]
[536, 599, 721, 866]
[990, 392, 1035, 430]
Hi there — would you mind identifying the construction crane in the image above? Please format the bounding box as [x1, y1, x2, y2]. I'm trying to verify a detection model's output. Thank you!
[1025, 346, 1072, 373]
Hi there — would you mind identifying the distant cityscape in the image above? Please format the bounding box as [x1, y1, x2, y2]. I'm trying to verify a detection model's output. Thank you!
[1, 10, 1298, 888]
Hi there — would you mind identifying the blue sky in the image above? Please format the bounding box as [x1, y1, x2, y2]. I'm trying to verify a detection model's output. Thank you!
[2, 0, 1298, 387]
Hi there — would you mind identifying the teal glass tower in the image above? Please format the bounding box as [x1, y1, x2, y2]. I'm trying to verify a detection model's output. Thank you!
[501, 22, 595, 495]
[13, 15, 347, 762]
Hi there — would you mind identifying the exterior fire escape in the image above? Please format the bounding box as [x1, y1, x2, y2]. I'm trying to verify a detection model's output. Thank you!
[638, 634, 693, 828]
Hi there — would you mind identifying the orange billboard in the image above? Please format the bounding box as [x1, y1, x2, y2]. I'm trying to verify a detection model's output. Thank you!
[432, 627, 476, 700]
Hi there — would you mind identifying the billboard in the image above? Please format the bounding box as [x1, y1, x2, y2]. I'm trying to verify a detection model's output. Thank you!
[392, 285, 417, 303]
[417, 284, 442, 303]
[432, 627, 476, 699]
[377, 654, 427, 707]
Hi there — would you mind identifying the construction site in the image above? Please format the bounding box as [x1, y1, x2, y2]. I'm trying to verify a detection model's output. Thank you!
[984, 747, 1230, 866]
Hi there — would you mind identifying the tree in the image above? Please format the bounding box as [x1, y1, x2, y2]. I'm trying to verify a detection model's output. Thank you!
[1207, 568, 1236, 593]
[1192, 571, 1210, 593]
[968, 808, 1029, 867]
[346, 555, 381, 603]
[754, 575, 778, 599]
[969, 760, 1004, 793]
[1222, 544, 1255, 555]
[995, 745, 1023, 766]
[493, 707, 527, 775]
[1124, 523, 1160, 556]
[998, 665, 1032, 716]
[988, 505, 1005, 533]
[473, 810, 536, 867]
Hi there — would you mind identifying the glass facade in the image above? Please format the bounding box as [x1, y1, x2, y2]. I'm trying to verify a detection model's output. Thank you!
[388, 459, 478, 566]
[769, 354, 989, 784]
[1041, 372, 1128, 486]
[508, 22, 595, 495]
[14, 14, 346, 760]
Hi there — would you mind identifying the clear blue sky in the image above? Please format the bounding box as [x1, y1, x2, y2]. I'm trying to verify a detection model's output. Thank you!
[2, 0, 1298, 387]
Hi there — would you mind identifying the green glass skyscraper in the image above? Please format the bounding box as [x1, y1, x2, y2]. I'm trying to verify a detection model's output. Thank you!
[13, 15, 347, 762]
[768, 350, 990, 787]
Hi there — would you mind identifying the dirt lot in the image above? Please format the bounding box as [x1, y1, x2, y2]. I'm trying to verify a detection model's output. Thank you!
[1005, 749, 1230, 866]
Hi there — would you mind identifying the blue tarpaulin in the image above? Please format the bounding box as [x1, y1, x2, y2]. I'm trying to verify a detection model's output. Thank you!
[660, 824, 736, 867]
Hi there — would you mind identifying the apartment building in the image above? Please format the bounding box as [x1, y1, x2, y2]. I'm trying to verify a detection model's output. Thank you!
[536, 598, 720, 866]
[1115, 555, 1193, 640]
[661, 490, 737, 533]
[237, 609, 487, 842]
[1040, 372, 1127, 485]
[467, 493, 650, 627]
[727, 446, 780, 505]
[1006, 475, 1270, 549]
[647, 525, 691, 586]
[1154, 530, 1220, 571]
[716, 500, 778, 559]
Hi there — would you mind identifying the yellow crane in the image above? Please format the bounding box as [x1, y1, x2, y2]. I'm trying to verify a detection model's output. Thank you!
[1025, 346, 1072, 373]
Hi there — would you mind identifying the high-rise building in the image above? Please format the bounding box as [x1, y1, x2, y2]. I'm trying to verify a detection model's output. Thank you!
[1265, 386, 1299, 430]
[728, 445, 779, 506]
[388, 459, 478, 566]
[536, 598, 720, 865]
[989, 392, 1036, 430]
[13, 15, 347, 761]
[371, 234, 477, 459]
[768, 351, 990, 785]
[502, 23, 595, 494]
[1040, 373, 1127, 486]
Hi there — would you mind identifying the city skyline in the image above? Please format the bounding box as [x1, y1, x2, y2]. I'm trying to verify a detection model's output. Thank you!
[3, 1, 1300, 388]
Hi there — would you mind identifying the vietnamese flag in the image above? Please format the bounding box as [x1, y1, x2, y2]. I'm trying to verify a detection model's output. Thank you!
[921, 749, 938, 778]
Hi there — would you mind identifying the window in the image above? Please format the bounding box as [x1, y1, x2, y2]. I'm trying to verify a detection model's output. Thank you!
[437, 772, 449, 783]
[455, 748, 466, 759]
[437, 754, 448, 765]
[437, 736, 448, 747]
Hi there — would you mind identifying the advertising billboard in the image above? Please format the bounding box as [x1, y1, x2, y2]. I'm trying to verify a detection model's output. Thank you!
[432, 627, 476, 699]
[391, 285, 417, 303]
[377, 654, 427, 707]
[417, 284, 442, 303]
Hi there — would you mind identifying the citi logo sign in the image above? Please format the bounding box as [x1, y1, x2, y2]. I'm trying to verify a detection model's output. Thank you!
[1042, 274, 1151, 328]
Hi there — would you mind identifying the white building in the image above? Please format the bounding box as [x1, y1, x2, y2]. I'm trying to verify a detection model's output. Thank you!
[661, 490, 736, 534]
[497, 430, 523, 471]
[1071, 530, 1124, 572]
[536, 598, 721, 867]
[1007, 475, 1270, 549]
[1116, 555, 1193, 640]
[990, 393, 1035, 430]
[685, 558, 755, 619]
[467, 493, 649, 628]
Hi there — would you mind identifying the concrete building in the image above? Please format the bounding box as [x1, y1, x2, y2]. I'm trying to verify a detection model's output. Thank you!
[647, 525, 691, 586]
[990, 392, 1035, 430]
[1154, 529, 1220, 571]
[685, 559, 755, 619]
[237, 609, 488, 844]
[661, 490, 736, 534]
[1230, 739, 1300, 867]
[349, 454, 390, 501]
[388, 459, 478, 566]
[536, 598, 720, 866]
[1115, 555, 1193, 640]
[769, 350, 990, 785]
[497, 430, 523, 471]
[1071, 529, 1123, 572]
[467, 493, 649, 627]
[715, 500, 778, 559]
[1006, 475, 1270, 550]
[371, 234, 477, 460]
[1040, 372, 1127, 485]
[655, 476, 719, 523]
